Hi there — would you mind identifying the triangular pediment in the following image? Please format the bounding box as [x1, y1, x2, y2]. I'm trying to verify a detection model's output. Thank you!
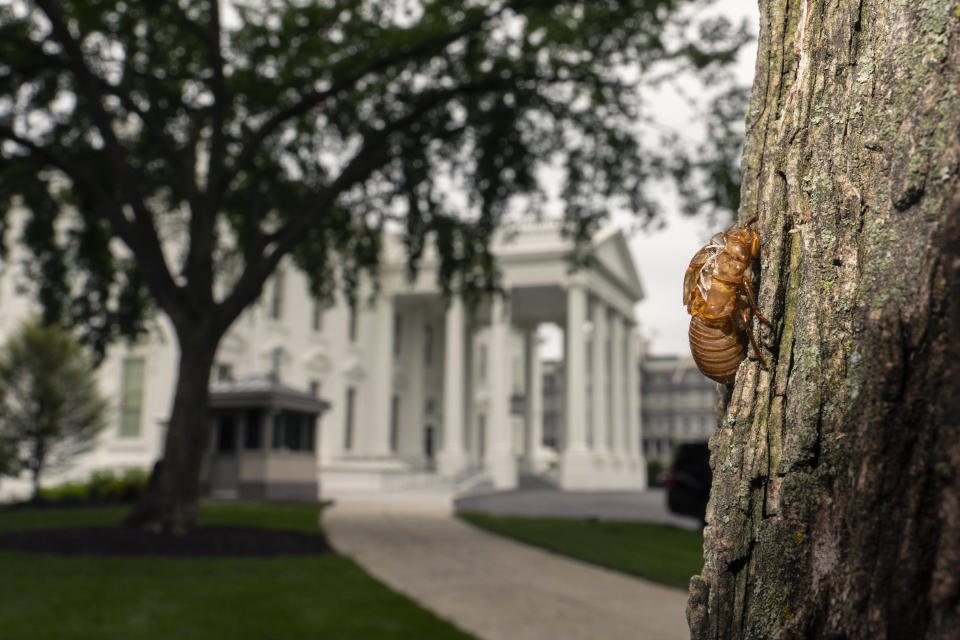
[591, 228, 645, 300]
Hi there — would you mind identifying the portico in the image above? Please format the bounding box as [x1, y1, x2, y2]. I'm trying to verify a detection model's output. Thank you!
[319, 221, 647, 494]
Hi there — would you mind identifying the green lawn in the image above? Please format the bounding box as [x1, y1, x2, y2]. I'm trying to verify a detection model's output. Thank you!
[459, 513, 703, 590]
[0, 502, 474, 640]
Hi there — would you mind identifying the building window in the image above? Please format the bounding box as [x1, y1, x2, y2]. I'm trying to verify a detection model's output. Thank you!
[308, 380, 320, 397]
[244, 409, 262, 449]
[311, 301, 324, 332]
[478, 344, 488, 381]
[348, 304, 358, 342]
[344, 387, 355, 450]
[119, 358, 145, 438]
[216, 415, 236, 453]
[269, 270, 285, 320]
[215, 363, 233, 382]
[390, 395, 400, 452]
[272, 413, 284, 449]
[271, 410, 315, 452]
[393, 312, 403, 356]
[512, 356, 522, 394]
[423, 324, 433, 366]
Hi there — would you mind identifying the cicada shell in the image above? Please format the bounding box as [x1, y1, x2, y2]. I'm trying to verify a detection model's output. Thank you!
[683, 218, 769, 384]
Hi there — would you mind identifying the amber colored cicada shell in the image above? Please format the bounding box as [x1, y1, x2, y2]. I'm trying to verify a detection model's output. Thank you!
[683, 216, 770, 385]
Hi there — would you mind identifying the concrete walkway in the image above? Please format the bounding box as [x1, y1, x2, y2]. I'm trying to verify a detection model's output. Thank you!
[324, 500, 690, 640]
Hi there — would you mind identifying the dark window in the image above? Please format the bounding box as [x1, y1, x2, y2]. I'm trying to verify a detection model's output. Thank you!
[390, 395, 400, 452]
[393, 312, 402, 355]
[216, 415, 236, 453]
[305, 417, 316, 451]
[268, 411, 316, 452]
[284, 412, 302, 450]
[424, 425, 434, 461]
[216, 363, 233, 382]
[344, 387, 355, 450]
[244, 409, 262, 449]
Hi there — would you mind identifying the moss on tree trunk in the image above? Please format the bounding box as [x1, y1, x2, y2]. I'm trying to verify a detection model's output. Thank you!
[687, 1, 960, 638]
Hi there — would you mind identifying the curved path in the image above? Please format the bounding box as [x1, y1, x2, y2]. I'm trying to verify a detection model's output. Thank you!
[324, 500, 690, 640]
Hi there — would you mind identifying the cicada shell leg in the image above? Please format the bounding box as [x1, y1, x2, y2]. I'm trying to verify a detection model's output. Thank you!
[740, 306, 767, 368]
[741, 276, 771, 326]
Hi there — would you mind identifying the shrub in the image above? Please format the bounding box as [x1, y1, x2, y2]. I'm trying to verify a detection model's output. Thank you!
[37, 481, 88, 504]
[34, 468, 149, 505]
[88, 470, 122, 501]
[118, 468, 149, 501]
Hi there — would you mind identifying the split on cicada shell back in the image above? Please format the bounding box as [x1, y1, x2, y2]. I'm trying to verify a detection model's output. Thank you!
[696, 233, 726, 300]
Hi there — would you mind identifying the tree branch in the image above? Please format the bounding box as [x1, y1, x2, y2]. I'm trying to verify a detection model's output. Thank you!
[215, 78, 505, 331]
[33, 0, 189, 319]
[222, 2, 519, 191]
[0, 128, 193, 315]
[183, 0, 226, 309]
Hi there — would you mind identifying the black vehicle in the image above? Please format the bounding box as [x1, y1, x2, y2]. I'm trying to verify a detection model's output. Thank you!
[665, 442, 711, 525]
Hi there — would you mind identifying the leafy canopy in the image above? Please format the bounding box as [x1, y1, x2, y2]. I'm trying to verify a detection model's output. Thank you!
[0, 0, 748, 355]
[0, 319, 108, 486]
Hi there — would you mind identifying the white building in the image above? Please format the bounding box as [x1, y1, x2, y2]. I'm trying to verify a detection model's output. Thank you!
[0, 221, 647, 500]
[640, 355, 717, 462]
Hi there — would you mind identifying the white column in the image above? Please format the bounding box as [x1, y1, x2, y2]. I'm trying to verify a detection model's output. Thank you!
[366, 293, 394, 456]
[610, 311, 625, 466]
[627, 327, 645, 485]
[523, 326, 545, 472]
[438, 296, 468, 478]
[560, 281, 592, 488]
[486, 295, 517, 489]
[591, 299, 609, 458]
[463, 321, 475, 466]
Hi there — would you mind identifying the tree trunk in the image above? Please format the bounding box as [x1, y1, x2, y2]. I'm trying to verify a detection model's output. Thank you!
[687, 1, 960, 638]
[127, 329, 218, 533]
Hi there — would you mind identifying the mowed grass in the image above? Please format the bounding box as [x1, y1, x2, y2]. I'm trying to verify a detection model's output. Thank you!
[459, 513, 703, 590]
[0, 502, 474, 640]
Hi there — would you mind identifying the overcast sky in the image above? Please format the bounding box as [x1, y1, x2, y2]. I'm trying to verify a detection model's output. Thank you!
[628, 0, 759, 357]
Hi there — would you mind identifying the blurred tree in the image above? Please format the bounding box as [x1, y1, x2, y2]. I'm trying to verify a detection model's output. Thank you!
[0, 0, 748, 531]
[0, 320, 108, 499]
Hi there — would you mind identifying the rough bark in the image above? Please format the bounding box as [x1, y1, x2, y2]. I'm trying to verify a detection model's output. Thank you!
[687, 1, 960, 638]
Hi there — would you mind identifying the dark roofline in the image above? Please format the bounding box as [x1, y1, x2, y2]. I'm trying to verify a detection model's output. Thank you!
[209, 376, 331, 414]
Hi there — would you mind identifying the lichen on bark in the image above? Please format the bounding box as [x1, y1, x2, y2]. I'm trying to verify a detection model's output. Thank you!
[687, 1, 960, 638]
